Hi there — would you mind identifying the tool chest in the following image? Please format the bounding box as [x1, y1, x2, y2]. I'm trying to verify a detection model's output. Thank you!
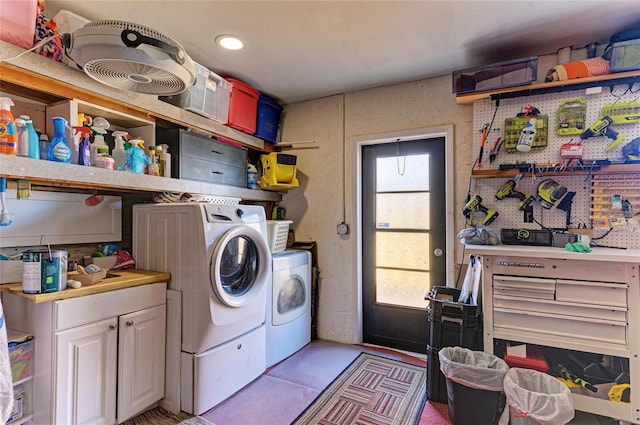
[467, 247, 640, 423]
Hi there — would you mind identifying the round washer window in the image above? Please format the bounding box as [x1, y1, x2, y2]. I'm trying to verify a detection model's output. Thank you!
[219, 235, 259, 296]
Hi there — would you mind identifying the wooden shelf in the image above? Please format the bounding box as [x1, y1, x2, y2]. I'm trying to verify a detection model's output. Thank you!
[470, 163, 640, 178]
[456, 70, 640, 105]
[0, 41, 275, 153]
[0, 155, 282, 202]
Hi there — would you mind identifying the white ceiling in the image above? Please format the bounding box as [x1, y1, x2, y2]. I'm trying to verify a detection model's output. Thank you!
[44, 0, 640, 105]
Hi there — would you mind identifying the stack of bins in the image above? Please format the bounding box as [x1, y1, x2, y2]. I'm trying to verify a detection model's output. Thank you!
[426, 286, 483, 403]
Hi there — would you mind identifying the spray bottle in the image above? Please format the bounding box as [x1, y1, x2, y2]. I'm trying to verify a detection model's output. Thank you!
[47, 117, 72, 163]
[146, 145, 160, 176]
[0, 97, 17, 155]
[119, 139, 151, 174]
[111, 131, 129, 171]
[73, 126, 92, 166]
[90, 126, 109, 166]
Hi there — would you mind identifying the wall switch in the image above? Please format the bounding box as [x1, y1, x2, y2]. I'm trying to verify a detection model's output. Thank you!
[524, 205, 534, 223]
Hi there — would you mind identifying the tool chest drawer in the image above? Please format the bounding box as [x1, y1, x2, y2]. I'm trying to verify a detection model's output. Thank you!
[493, 296, 627, 322]
[555, 279, 627, 307]
[493, 275, 556, 300]
[493, 309, 627, 346]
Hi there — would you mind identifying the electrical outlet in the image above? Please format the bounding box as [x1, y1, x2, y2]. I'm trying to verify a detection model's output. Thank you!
[524, 205, 534, 223]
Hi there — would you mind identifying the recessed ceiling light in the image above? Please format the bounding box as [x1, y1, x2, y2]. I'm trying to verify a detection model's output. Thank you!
[216, 35, 244, 51]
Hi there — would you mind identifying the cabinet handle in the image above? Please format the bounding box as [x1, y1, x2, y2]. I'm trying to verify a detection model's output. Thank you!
[211, 150, 222, 155]
[109, 324, 117, 331]
[211, 171, 223, 175]
[126, 320, 134, 327]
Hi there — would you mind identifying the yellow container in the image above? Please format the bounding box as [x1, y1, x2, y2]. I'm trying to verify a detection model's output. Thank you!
[260, 153, 299, 190]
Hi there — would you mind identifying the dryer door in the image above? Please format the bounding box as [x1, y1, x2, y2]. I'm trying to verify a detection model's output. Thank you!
[210, 225, 270, 308]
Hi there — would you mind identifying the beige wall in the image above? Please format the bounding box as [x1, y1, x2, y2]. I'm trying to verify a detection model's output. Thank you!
[278, 74, 474, 343]
[278, 48, 585, 344]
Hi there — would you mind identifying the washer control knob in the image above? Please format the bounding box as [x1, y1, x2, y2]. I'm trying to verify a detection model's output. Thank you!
[236, 208, 244, 218]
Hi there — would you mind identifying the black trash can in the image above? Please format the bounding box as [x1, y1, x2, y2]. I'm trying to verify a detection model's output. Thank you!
[426, 286, 483, 404]
[439, 346, 508, 425]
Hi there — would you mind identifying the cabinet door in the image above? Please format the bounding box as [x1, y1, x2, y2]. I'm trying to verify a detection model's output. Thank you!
[55, 318, 118, 425]
[117, 304, 167, 423]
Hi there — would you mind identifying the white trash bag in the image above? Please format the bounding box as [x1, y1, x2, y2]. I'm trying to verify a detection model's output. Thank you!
[500, 367, 574, 425]
[439, 346, 509, 392]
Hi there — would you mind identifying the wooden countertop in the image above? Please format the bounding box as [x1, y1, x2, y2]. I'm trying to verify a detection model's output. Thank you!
[0, 269, 170, 304]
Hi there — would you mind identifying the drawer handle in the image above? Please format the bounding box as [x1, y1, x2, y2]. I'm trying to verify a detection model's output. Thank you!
[211, 171, 223, 175]
[109, 324, 117, 331]
[126, 320, 134, 327]
[211, 150, 223, 155]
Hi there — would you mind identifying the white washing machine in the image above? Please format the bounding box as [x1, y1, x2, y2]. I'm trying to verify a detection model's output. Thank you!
[266, 249, 312, 367]
[133, 202, 272, 414]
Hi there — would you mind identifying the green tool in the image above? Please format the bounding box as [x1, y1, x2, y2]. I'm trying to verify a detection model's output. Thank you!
[556, 99, 586, 136]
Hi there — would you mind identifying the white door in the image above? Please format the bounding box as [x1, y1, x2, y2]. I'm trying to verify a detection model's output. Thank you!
[55, 318, 118, 425]
[117, 305, 167, 423]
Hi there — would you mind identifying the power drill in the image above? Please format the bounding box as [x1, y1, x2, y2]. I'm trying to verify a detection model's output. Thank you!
[462, 195, 498, 225]
[495, 179, 533, 210]
[581, 115, 627, 151]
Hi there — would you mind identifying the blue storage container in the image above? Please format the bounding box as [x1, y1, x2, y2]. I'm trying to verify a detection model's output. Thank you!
[254, 95, 283, 143]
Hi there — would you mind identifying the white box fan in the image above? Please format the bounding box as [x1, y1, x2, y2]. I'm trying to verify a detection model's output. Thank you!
[61, 20, 196, 96]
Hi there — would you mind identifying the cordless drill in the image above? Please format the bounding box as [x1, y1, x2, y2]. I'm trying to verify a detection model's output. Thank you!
[581, 115, 627, 151]
[495, 179, 533, 210]
[462, 195, 498, 225]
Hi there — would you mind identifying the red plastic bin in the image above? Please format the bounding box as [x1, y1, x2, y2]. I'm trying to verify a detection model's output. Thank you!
[226, 78, 260, 135]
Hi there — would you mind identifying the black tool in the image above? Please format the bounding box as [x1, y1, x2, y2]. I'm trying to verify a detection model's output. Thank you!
[556, 191, 576, 229]
[489, 137, 503, 163]
[462, 195, 498, 225]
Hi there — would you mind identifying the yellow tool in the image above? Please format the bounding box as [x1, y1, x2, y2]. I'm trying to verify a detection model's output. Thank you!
[609, 384, 631, 403]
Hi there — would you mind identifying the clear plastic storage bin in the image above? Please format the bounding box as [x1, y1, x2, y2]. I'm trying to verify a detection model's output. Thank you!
[453, 57, 538, 94]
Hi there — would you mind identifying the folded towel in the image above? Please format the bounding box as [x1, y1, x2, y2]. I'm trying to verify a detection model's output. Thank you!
[0, 299, 14, 423]
[545, 57, 610, 82]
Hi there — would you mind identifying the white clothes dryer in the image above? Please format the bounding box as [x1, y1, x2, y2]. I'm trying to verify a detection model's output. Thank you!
[133, 202, 272, 414]
[266, 249, 312, 367]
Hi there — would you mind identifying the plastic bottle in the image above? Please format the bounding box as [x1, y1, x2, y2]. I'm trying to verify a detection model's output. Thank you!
[90, 127, 109, 166]
[111, 131, 128, 171]
[146, 145, 160, 176]
[24, 116, 40, 160]
[157, 144, 171, 178]
[247, 163, 258, 189]
[0, 97, 18, 155]
[73, 126, 91, 166]
[15, 116, 29, 157]
[47, 117, 72, 163]
[516, 117, 537, 152]
[38, 132, 49, 160]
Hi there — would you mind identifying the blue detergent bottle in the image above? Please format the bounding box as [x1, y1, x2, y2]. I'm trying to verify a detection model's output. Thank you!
[47, 117, 72, 163]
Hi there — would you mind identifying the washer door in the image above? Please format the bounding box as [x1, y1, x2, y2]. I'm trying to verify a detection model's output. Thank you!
[210, 225, 270, 308]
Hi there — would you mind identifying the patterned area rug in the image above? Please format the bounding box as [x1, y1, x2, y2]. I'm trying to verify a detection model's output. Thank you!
[292, 352, 427, 425]
[120, 407, 215, 425]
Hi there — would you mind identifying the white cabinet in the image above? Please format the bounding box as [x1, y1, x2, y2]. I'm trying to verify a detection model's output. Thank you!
[117, 305, 166, 422]
[55, 318, 118, 425]
[2, 282, 166, 425]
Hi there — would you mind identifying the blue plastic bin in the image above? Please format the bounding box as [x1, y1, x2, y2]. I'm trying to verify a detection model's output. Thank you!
[254, 95, 283, 143]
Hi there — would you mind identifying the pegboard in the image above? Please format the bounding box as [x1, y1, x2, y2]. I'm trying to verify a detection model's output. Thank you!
[469, 82, 640, 249]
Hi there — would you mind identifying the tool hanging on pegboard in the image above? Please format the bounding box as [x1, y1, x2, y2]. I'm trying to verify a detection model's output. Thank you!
[556, 99, 586, 136]
[503, 105, 548, 152]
